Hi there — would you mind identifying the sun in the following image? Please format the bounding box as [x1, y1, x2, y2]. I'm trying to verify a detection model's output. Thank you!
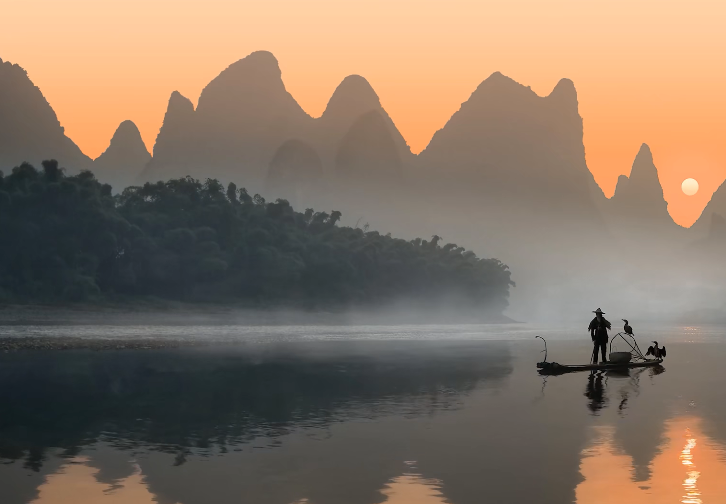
[682, 178, 699, 196]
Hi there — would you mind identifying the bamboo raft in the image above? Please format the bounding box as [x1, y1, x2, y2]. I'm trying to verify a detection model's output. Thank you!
[537, 358, 663, 375]
[535, 333, 665, 375]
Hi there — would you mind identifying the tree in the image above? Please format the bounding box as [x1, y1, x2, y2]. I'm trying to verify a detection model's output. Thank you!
[0, 161, 514, 314]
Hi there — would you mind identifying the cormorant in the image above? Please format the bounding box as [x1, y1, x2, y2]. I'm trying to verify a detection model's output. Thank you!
[622, 319, 634, 336]
[646, 341, 667, 359]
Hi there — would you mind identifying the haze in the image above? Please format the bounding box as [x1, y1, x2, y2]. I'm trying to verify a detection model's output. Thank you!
[4, 0, 726, 227]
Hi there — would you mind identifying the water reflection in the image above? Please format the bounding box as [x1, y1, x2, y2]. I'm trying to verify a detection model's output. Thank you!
[380, 469, 448, 504]
[3, 337, 726, 504]
[24, 455, 449, 504]
[584, 372, 607, 413]
[581, 366, 665, 416]
[680, 431, 700, 504]
[29, 457, 160, 504]
[576, 417, 726, 503]
[0, 341, 512, 468]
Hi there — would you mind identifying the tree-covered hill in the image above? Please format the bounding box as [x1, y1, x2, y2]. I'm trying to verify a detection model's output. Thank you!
[0, 161, 513, 315]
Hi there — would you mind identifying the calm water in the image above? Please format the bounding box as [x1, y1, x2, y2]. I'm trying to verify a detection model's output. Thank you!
[1, 324, 725, 504]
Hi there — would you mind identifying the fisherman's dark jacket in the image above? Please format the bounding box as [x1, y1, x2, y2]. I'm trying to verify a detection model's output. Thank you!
[588, 317, 611, 342]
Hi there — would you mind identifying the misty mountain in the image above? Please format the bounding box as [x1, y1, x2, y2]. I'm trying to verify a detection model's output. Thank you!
[266, 139, 323, 208]
[311, 110, 409, 229]
[691, 178, 726, 237]
[139, 51, 313, 192]
[316, 75, 413, 172]
[401, 70, 608, 290]
[0, 57, 92, 173]
[335, 110, 403, 183]
[417, 73, 603, 230]
[139, 56, 414, 201]
[139, 91, 196, 183]
[266, 75, 413, 217]
[690, 212, 726, 255]
[603, 144, 685, 239]
[93, 120, 150, 191]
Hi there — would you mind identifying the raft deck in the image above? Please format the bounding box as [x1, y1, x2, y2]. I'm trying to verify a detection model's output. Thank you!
[537, 358, 663, 375]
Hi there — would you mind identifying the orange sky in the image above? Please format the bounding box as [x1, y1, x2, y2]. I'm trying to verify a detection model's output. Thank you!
[3, 0, 726, 226]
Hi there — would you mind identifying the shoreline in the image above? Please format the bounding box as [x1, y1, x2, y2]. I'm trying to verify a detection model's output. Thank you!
[0, 303, 518, 327]
[0, 336, 219, 353]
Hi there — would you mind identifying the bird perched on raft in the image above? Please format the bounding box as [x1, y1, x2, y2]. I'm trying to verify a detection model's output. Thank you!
[646, 341, 666, 359]
[622, 319, 634, 336]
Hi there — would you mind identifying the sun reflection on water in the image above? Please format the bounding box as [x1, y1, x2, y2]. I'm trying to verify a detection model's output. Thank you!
[680, 432, 701, 504]
[379, 462, 448, 503]
[576, 417, 726, 504]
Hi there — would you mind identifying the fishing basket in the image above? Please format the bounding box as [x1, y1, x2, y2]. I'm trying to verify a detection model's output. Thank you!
[608, 351, 632, 363]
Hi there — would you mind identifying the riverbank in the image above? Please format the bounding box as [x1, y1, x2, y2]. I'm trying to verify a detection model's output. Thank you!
[0, 335, 217, 352]
[0, 302, 517, 327]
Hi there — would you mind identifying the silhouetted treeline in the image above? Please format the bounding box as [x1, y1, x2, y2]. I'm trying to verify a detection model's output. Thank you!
[0, 161, 513, 312]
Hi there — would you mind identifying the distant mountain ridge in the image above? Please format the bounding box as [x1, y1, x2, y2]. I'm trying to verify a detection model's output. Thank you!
[417, 72, 603, 233]
[0, 52, 693, 242]
[317, 75, 413, 171]
[93, 120, 150, 191]
[140, 51, 313, 191]
[602, 143, 686, 241]
[0, 57, 92, 173]
[138, 52, 412, 197]
[610, 144, 668, 219]
[692, 178, 726, 236]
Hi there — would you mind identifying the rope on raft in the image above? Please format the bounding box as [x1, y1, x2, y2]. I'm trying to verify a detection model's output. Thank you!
[609, 332, 648, 361]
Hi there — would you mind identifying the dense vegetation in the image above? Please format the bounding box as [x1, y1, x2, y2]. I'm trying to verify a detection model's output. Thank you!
[0, 160, 513, 313]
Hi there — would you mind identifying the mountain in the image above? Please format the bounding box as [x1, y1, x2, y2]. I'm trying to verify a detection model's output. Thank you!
[603, 144, 685, 241]
[609, 144, 669, 219]
[138, 91, 196, 183]
[691, 179, 726, 237]
[316, 75, 412, 172]
[691, 212, 726, 249]
[140, 61, 414, 197]
[139, 51, 312, 192]
[93, 120, 150, 191]
[259, 73, 412, 229]
[317, 110, 404, 225]
[688, 212, 726, 284]
[0, 57, 92, 173]
[335, 110, 403, 183]
[707, 212, 726, 241]
[266, 139, 323, 208]
[416, 73, 603, 230]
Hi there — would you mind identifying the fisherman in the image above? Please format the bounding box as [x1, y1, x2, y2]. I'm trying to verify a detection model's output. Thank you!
[588, 308, 611, 364]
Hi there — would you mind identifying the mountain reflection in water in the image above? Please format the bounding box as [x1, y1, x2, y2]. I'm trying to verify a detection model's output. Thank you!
[577, 417, 726, 503]
[1, 330, 726, 504]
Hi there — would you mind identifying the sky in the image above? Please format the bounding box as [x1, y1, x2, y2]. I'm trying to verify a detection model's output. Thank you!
[3, 0, 725, 226]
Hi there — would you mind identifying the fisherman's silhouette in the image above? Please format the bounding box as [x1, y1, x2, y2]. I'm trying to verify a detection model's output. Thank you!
[588, 308, 611, 364]
[584, 372, 607, 413]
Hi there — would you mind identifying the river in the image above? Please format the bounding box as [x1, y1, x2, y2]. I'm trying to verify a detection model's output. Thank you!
[0, 323, 724, 503]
